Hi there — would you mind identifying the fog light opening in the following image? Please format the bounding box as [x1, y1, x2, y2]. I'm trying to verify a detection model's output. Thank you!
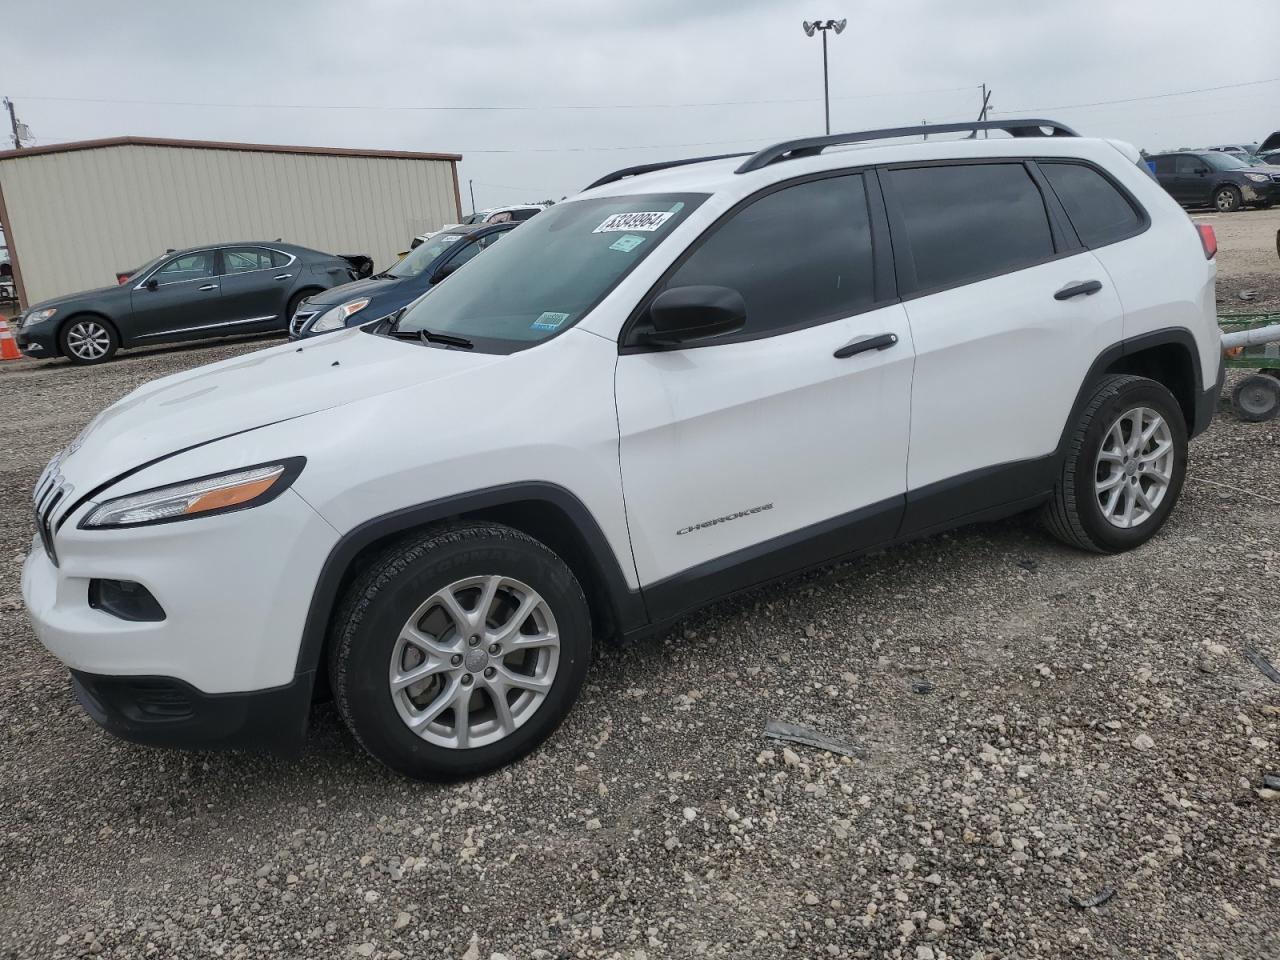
[88, 579, 166, 622]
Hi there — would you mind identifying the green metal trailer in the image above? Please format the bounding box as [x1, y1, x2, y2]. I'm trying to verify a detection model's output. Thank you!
[1220, 313, 1280, 421]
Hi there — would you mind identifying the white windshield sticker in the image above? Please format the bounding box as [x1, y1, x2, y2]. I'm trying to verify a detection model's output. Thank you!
[439, 235, 462, 243]
[593, 211, 673, 234]
[531, 311, 570, 331]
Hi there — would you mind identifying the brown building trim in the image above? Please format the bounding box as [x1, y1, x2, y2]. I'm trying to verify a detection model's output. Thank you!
[0, 175, 28, 310]
[450, 160, 463, 221]
[0, 136, 461, 163]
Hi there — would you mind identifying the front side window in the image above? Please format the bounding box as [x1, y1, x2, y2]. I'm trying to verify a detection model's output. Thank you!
[654, 174, 876, 340]
[392, 193, 706, 351]
[887, 163, 1055, 291]
[221, 247, 274, 274]
[154, 251, 216, 284]
[1175, 155, 1205, 175]
[1040, 162, 1142, 248]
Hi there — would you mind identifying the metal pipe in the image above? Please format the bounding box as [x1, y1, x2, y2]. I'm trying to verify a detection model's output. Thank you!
[1221, 322, 1280, 349]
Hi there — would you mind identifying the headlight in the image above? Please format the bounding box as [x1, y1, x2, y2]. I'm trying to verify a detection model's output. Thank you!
[1245, 173, 1269, 183]
[311, 298, 371, 333]
[22, 308, 57, 328]
[80, 459, 304, 528]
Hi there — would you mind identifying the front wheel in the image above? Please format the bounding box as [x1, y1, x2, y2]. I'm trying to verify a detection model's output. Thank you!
[59, 316, 119, 364]
[328, 523, 592, 780]
[1214, 186, 1243, 212]
[1043, 375, 1188, 553]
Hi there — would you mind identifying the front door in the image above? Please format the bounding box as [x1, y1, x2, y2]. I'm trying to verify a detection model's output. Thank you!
[128, 249, 222, 342]
[615, 172, 914, 621]
[217, 246, 294, 332]
[1173, 155, 1211, 205]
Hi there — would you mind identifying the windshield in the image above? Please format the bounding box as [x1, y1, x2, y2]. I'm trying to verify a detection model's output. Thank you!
[390, 192, 707, 351]
[386, 234, 469, 279]
[1204, 152, 1250, 171]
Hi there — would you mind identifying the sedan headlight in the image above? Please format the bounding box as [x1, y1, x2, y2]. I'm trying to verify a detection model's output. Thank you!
[81, 459, 304, 528]
[1245, 173, 1270, 183]
[310, 298, 371, 333]
[22, 308, 57, 328]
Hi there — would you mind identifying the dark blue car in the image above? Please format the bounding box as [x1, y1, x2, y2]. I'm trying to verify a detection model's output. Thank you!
[289, 222, 516, 338]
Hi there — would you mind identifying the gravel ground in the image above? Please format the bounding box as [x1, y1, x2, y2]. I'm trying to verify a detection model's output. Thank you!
[2, 230, 1279, 960]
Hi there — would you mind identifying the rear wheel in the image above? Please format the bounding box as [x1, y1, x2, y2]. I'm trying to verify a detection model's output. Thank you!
[1214, 186, 1243, 212]
[1231, 374, 1280, 422]
[1043, 375, 1187, 553]
[59, 316, 118, 364]
[328, 523, 592, 781]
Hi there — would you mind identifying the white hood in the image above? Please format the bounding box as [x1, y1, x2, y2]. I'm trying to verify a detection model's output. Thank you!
[56, 328, 502, 489]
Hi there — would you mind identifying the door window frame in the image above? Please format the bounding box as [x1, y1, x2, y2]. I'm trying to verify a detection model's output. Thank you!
[133, 249, 220, 289]
[618, 165, 897, 353]
[216, 245, 297, 277]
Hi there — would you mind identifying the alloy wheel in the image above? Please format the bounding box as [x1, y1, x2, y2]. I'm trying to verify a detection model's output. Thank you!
[388, 575, 560, 749]
[65, 321, 112, 360]
[1094, 406, 1175, 529]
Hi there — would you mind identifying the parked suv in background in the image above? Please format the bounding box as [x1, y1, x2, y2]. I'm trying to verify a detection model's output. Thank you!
[23, 120, 1222, 781]
[1148, 150, 1280, 211]
[15, 242, 364, 363]
[291, 223, 515, 338]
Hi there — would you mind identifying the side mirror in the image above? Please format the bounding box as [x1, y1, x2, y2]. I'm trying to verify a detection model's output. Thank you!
[644, 285, 746, 345]
[144, 278, 158, 291]
[432, 260, 460, 283]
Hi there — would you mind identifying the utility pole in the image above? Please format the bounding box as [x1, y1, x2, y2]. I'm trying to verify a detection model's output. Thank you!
[922, 119, 928, 141]
[468, 179, 476, 216]
[802, 20, 847, 135]
[4, 98, 23, 149]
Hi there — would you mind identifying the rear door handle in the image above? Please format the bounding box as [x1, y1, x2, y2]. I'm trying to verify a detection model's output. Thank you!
[274, 273, 293, 281]
[198, 283, 217, 292]
[1054, 280, 1103, 300]
[833, 332, 899, 359]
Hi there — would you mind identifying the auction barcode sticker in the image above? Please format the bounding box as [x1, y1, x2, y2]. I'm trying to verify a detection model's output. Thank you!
[593, 211, 673, 233]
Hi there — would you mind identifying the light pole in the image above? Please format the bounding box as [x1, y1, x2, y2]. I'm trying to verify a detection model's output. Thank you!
[802, 19, 846, 135]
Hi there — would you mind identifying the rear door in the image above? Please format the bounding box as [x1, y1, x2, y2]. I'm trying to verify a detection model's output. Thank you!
[217, 246, 296, 331]
[128, 250, 222, 341]
[881, 160, 1126, 534]
[615, 172, 915, 618]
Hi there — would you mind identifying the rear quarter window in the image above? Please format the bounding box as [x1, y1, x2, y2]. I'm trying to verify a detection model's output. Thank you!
[1039, 162, 1143, 248]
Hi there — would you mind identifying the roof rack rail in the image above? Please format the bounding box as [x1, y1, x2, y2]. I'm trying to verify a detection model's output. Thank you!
[734, 119, 1080, 174]
[585, 152, 752, 191]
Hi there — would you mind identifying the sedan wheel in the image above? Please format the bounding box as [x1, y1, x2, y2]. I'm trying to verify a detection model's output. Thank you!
[60, 318, 118, 364]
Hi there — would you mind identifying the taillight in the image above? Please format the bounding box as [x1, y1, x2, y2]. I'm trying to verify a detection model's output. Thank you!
[1196, 223, 1217, 259]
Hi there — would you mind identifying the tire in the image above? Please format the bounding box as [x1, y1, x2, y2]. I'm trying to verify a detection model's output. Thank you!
[1214, 186, 1243, 212]
[328, 522, 592, 781]
[58, 316, 118, 364]
[1231, 374, 1280, 422]
[286, 289, 320, 329]
[1043, 375, 1188, 553]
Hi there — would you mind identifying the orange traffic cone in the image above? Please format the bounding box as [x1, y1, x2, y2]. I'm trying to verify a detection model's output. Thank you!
[0, 318, 22, 361]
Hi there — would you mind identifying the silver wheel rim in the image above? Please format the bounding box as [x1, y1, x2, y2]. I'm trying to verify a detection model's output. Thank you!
[1094, 407, 1174, 529]
[66, 321, 111, 360]
[1216, 190, 1235, 211]
[389, 575, 560, 749]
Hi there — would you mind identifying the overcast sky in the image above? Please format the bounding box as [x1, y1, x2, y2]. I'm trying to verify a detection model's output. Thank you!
[3, 0, 1279, 212]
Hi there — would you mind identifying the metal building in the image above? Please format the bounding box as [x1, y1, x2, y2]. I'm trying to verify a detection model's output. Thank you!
[0, 137, 463, 308]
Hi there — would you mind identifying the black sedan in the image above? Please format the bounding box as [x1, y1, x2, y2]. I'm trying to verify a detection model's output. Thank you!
[290, 222, 515, 338]
[1148, 151, 1280, 212]
[15, 242, 367, 364]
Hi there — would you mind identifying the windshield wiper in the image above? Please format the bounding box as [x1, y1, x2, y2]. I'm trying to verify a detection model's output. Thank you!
[385, 325, 473, 349]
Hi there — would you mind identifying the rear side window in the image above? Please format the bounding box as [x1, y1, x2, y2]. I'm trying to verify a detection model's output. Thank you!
[1152, 156, 1175, 175]
[662, 173, 876, 338]
[1040, 162, 1142, 248]
[887, 163, 1055, 291]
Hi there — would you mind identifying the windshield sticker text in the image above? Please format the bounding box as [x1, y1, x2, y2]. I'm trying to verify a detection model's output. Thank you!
[439, 235, 462, 243]
[531, 311, 570, 331]
[593, 211, 673, 234]
[609, 234, 646, 253]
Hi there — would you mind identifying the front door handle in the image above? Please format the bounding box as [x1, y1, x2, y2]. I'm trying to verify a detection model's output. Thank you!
[833, 332, 899, 359]
[198, 283, 217, 292]
[1054, 280, 1103, 300]
[274, 273, 293, 281]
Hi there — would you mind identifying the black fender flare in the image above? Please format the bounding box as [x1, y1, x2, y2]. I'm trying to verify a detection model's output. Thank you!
[292, 481, 647, 686]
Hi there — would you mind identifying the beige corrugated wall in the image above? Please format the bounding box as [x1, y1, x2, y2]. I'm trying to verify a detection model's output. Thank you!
[0, 143, 460, 306]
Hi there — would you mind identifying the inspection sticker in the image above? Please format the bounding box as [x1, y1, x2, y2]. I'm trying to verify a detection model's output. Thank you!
[593, 211, 673, 233]
[531, 311, 570, 331]
[609, 234, 646, 253]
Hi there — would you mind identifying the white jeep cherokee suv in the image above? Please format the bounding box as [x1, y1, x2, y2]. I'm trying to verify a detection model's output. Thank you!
[23, 120, 1223, 780]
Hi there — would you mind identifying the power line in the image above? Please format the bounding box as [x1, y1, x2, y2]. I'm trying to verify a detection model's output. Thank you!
[998, 76, 1280, 115]
[11, 85, 977, 113]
